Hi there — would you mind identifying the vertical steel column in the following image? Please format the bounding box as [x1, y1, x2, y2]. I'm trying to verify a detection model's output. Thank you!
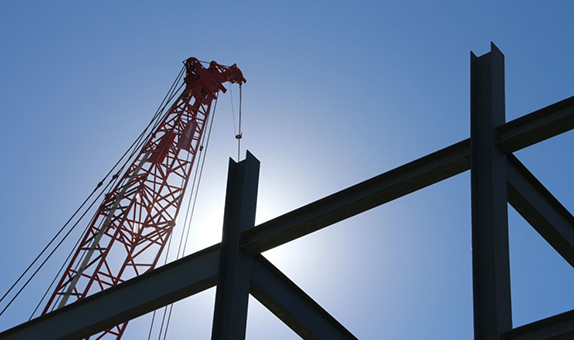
[211, 151, 260, 340]
[471, 43, 512, 340]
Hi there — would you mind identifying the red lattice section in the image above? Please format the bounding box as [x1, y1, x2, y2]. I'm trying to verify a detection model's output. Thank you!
[42, 58, 245, 339]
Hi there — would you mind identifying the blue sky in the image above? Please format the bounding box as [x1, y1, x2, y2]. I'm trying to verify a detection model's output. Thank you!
[1, 1, 574, 339]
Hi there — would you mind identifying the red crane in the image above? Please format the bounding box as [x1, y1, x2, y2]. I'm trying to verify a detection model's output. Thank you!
[41, 58, 246, 339]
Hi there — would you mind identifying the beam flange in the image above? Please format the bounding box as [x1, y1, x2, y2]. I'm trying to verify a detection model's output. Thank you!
[0, 245, 220, 340]
[242, 139, 471, 254]
[497, 95, 574, 154]
[504, 309, 574, 340]
[507, 155, 574, 268]
[250, 255, 357, 340]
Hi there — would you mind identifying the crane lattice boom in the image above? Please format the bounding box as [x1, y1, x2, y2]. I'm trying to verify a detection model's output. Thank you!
[42, 58, 245, 339]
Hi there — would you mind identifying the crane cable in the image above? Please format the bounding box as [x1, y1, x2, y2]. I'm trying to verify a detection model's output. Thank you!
[229, 86, 237, 138]
[146, 95, 219, 340]
[159, 96, 219, 340]
[153, 85, 242, 339]
[237, 84, 243, 161]
[146, 133, 194, 340]
[229, 84, 243, 161]
[47, 68, 186, 314]
[49, 83, 186, 314]
[0, 65, 185, 320]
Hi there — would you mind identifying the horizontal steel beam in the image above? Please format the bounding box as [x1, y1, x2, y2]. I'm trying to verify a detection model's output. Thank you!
[497, 95, 574, 153]
[504, 309, 574, 340]
[242, 139, 472, 253]
[242, 95, 574, 254]
[250, 255, 357, 340]
[507, 155, 574, 268]
[0, 245, 220, 340]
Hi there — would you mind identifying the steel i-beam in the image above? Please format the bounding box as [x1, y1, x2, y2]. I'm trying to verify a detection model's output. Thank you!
[470, 43, 513, 339]
[211, 152, 260, 340]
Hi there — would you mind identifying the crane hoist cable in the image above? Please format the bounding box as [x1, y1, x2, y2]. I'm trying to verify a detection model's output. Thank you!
[160, 95, 220, 340]
[230, 85, 238, 137]
[0, 66, 186, 320]
[237, 84, 243, 161]
[38, 69, 186, 318]
[229, 84, 244, 161]
[146, 94, 219, 340]
[47, 84, 186, 314]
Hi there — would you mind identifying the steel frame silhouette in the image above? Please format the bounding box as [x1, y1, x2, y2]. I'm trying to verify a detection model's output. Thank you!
[2, 43, 574, 340]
